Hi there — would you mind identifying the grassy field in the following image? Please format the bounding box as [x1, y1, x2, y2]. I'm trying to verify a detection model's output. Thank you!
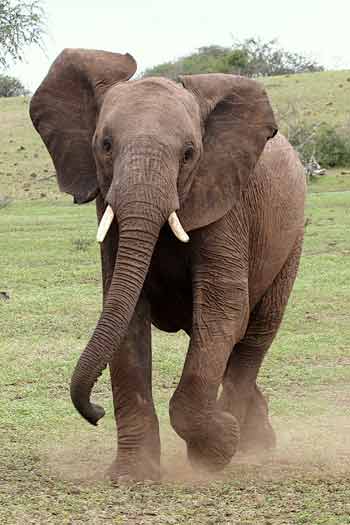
[1, 76, 350, 523]
[1, 174, 350, 524]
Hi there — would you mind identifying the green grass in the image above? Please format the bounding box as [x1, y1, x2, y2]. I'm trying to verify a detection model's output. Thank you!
[0, 96, 61, 201]
[263, 69, 350, 129]
[1, 184, 350, 524]
[307, 168, 350, 192]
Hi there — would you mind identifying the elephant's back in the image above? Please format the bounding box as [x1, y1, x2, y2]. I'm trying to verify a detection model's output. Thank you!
[258, 132, 306, 196]
[244, 132, 306, 309]
[253, 133, 306, 229]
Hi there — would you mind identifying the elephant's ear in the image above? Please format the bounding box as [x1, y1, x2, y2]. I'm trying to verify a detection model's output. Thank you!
[29, 49, 137, 203]
[178, 74, 277, 231]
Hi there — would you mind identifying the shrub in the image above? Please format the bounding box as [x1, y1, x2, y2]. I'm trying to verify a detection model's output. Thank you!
[314, 126, 350, 167]
[277, 104, 350, 168]
[287, 123, 350, 168]
[0, 74, 29, 97]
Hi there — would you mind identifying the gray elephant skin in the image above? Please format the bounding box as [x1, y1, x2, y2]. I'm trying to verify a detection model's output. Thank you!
[30, 48, 306, 480]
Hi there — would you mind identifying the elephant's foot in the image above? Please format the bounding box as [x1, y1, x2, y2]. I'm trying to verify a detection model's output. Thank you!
[239, 416, 276, 454]
[187, 411, 240, 472]
[218, 383, 276, 455]
[171, 401, 240, 472]
[107, 451, 161, 482]
[108, 435, 161, 482]
[238, 386, 276, 454]
[108, 418, 161, 482]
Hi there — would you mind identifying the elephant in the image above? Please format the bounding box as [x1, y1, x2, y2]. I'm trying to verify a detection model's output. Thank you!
[30, 48, 306, 480]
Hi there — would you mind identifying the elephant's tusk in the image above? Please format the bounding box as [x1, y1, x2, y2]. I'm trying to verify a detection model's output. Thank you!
[168, 211, 189, 243]
[96, 205, 115, 243]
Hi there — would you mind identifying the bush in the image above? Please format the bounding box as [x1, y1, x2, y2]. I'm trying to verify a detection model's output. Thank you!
[287, 122, 350, 168]
[0, 74, 29, 96]
[276, 104, 350, 168]
[314, 126, 350, 167]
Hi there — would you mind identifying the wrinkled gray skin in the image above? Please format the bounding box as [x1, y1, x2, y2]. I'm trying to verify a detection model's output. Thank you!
[30, 49, 306, 480]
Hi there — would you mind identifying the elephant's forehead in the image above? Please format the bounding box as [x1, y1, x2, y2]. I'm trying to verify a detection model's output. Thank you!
[102, 77, 199, 121]
[109, 76, 182, 100]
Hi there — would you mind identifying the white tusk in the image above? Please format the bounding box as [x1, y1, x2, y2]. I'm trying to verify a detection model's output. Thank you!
[168, 211, 189, 243]
[96, 205, 115, 243]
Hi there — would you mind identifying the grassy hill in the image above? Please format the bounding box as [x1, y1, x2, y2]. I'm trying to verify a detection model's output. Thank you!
[263, 69, 350, 128]
[0, 69, 350, 202]
[0, 96, 58, 201]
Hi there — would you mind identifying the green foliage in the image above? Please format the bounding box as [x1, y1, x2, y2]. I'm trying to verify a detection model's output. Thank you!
[143, 45, 232, 79]
[0, 73, 29, 96]
[143, 38, 323, 79]
[0, 0, 45, 69]
[237, 37, 323, 77]
[315, 126, 350, 167]
[286, 121, 350, 168]
[226, 48, 249, 71]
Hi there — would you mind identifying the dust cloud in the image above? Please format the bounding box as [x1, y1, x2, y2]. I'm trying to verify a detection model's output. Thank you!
[40, 414, 350, 485]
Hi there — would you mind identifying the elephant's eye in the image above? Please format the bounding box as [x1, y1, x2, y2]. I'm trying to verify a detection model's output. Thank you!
[103, 137, 112, 154]
[182, 145, 194, 164]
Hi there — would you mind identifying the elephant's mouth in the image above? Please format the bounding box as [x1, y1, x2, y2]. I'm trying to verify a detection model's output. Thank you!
[96, 205, 189, 244]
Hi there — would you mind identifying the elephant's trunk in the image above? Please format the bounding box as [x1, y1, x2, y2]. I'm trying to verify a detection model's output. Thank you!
[71, 149, 179, 425]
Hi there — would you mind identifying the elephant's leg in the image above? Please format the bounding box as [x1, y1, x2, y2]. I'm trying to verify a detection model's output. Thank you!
[96, 196, 160, 481]
[169, 219, 250, 472]
[239, 384, 276, 453]
[219, 339, 276, 454]
[109, 292, 161, 481]
[219, 236, 303, 453]
[170, 335, 243, 472]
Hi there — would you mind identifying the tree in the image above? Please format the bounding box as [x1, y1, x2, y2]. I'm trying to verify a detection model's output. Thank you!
[234, 37, 324, 77]
[0, 0, 45, 69]
[143, 38, 323, 79]
[226, 49, 249, 72]
[0, 74, 29, 96]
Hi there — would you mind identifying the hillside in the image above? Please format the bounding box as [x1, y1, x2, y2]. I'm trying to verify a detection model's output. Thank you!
[0, 69, 349, 201]
[262, 69, 350, 128]
[0, 96, 58, 201]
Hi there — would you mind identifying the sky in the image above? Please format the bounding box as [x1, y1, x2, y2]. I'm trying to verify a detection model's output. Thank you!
[7, 0, 350, 91]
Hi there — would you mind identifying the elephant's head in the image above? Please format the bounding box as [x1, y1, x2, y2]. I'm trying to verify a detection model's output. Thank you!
[30, 49, 277, 425]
